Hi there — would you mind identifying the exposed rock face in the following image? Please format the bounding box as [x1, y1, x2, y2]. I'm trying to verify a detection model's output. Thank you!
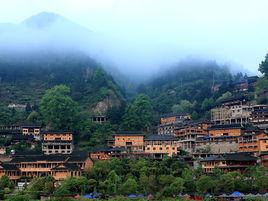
[92, 91, 122, 115]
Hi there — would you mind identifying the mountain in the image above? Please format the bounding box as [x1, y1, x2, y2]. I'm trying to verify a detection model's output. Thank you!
[138, 60, 234, 114]
[0, 50, 125, 115]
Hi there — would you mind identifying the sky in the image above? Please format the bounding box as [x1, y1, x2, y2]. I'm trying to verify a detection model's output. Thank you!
[0, 0, 267, 77]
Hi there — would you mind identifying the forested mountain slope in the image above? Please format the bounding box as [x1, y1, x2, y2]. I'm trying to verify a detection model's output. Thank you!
[0, 51, 125, 115]
[138, 61, 234, 114]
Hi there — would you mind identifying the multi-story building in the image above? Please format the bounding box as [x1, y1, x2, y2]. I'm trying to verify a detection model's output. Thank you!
[208, 124, 243, 137]
[211, 96, 252, 125]
[195, 135, 238, 154]
[108, 132, 145, 153]
[22, 124, 41, 139]
[200, 153, 257, 173]
[174, 122, 209, 153]
[238, 130, 268, 154]
[157, 114, 191, 135]
[250, 105, 268, 130]
[0, 151, 93, 183]
[144, 134, 180, 159]
[42, 131, 74, 155]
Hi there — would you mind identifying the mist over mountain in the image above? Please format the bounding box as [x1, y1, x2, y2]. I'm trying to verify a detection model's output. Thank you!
[0, 11, 253, 84]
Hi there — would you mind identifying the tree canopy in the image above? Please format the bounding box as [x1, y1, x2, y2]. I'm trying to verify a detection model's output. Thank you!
[40, 85, 79, 130]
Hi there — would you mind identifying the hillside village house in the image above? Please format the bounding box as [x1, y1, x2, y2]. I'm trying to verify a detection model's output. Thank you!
[0, 151, 93, 183]
[174, 121, 209, 153]
[250, 104, 268, 130]
[144, 134, 180, 159]
[238, 130, 268, 154]
[22, 124, 41, 139]
[42, 131, 74, 155]
[200, 153, 257, 173]
[108, 132, 145, 152]
[157, 113, 191, 135]
[208, 124, 242, 137]
[211, 96, 252, 125]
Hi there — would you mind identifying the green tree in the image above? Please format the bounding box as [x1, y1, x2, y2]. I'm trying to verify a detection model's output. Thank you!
[122, 94, 153, 131]
[172, 100, 194, 114]
[255, 77, 268, 104]
[216, 91, 232, 103]
[169, 177, 184, 195]
[105, 170, 122, 195]
[54, 177, 89, 196]
[201, 98, 214, 111]
[218, 173, 235, 193]
[120, 178, 138, 195]
[259, 53, 268, 77]
[40, 85, 79, 130]
[181, 168, 196, 193]
[197, 175, 215, 194]
[0, 175, 14, 190]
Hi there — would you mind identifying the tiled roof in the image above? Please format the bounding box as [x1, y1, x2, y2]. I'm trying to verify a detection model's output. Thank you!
[145, 134, 178, 141]
[201, 153, 257, 162]
[208, 124, 242, 130]
[0, 163, 19, 171]
[10, 151, 89, 163]
[113, 131, 145, 136]
[51, 163, 81, 171]
[41, 130, 73, 134]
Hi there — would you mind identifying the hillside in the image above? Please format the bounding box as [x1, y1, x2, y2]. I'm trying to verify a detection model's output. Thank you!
[0, 50, 125, 115]
[138, 60, 234, 114]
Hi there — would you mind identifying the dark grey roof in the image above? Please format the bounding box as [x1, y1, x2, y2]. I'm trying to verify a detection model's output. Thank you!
[160, 113, 189, 118]
[51, 163, 81, 171]
[201, 155, 224, 161]
[41, 130, 73, 134]
[0, 163, 19, 171]
[209, 124, 243, 130]
[223, 153, 257, 162]
[145, 134, 178, 141]
[10, 151, 89, 163]
[201, 153, 257, 162]
[113, 131, 145, 136]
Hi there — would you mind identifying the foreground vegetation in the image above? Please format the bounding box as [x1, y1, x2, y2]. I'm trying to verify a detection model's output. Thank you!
[0, 158, 267, 201]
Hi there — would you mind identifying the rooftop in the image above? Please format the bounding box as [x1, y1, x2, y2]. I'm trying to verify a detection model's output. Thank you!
[201, 153, 257, 162]
[10, 151, 89, 163]
[208, 124, 243, 130]
[145, 134, 178, 141]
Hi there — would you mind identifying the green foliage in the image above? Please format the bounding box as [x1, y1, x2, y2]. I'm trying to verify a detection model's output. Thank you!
[122, 94, 153, 131]
[216, 91, 232, 103]
[25, 176, 54, 198]
[0, 175, 14, 190]
[40, 85, 79, 130]
[255, 77, 268, 104]
[172, 100, 195, 114]
[120, 178, 138, 195]
[78, 121, 116, 150]
[54, 177, 89, 196]
[196, 175, 215, 194]
[259, 53, 268, 77]
[140, 62, 233, 114]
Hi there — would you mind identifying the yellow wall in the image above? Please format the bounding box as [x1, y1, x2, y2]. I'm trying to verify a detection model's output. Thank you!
[44, 133, 73, 141]
[114, 135, 144, 147]
[209, 128, 241, 137]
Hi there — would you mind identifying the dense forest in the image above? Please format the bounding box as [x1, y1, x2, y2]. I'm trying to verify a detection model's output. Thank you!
[0, 50, 125, 115]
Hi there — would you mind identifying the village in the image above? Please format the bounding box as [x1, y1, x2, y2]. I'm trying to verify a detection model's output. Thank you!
[0, 86, 267, 189]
